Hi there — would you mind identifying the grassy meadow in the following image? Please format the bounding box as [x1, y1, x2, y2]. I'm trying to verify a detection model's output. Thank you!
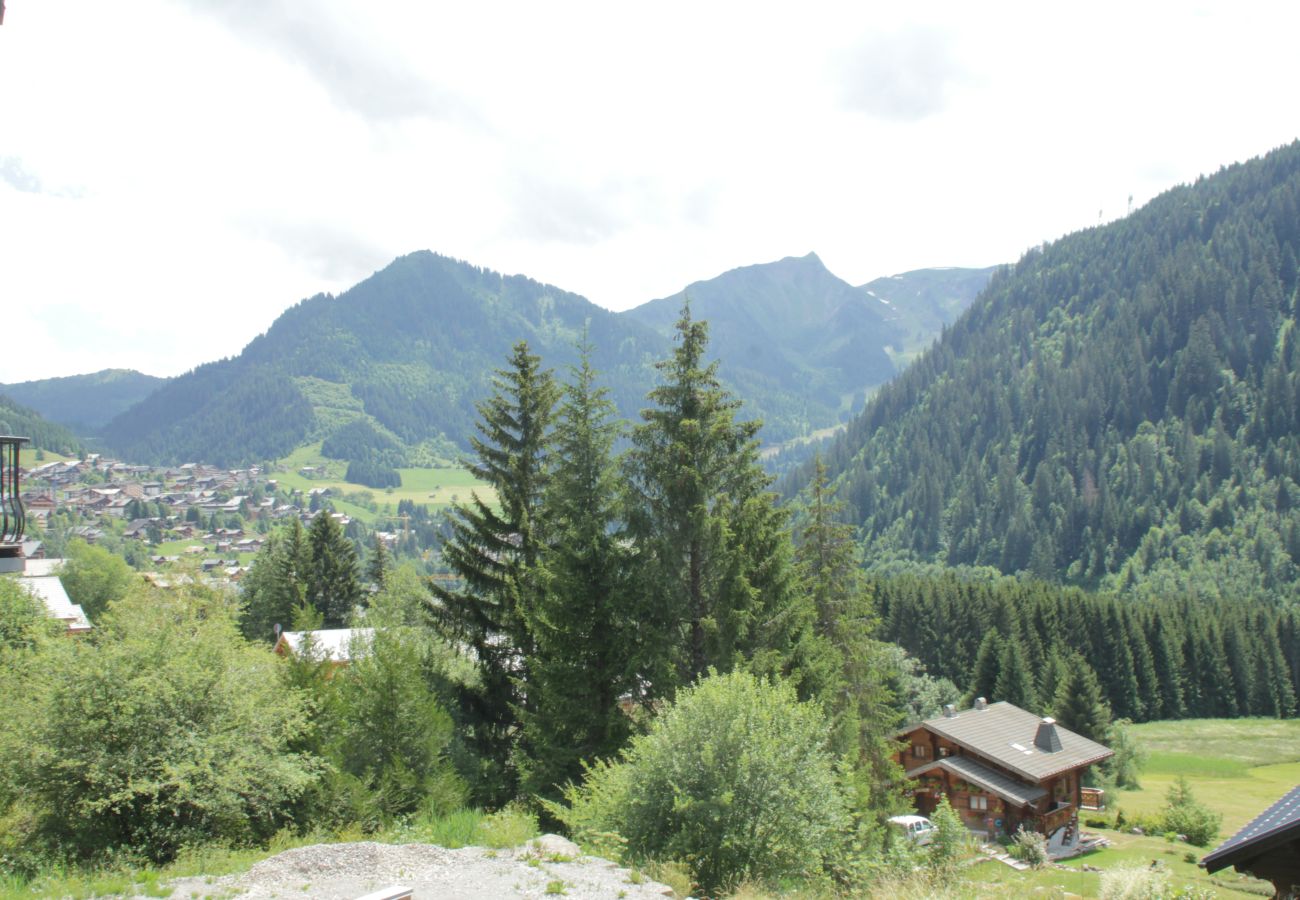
[272, 443, 495, 524]
[1118, 718, 1300, 834]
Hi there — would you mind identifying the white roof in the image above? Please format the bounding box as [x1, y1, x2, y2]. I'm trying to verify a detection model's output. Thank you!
[22, 558, 63, 576]
[275, 627, 374, 662]
[16, 574, 92, 633]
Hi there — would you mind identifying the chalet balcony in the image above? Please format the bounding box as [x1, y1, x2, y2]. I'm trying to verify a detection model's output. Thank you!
[1037, 801, 1075, 838]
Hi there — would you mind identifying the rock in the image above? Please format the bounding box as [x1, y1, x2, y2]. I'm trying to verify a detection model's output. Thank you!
[522, 833, 582, 860]
[1130, 826, 1144, 835]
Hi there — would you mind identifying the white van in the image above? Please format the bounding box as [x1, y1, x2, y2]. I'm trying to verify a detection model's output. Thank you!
[888, 814, 936, 846]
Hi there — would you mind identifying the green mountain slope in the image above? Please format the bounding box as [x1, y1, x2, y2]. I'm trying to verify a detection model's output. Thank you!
[859, 265, 1000, 364]
[0, 369, 166, 432]
[101, 252, 670, 466]
[627, 256, 995, 441]
[101, 251, 993, 468]
[0, 394, 83, 456]
[794, 141, 1300, 602]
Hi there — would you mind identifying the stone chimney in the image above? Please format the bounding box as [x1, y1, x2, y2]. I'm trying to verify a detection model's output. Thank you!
[974, 696, 988, 710]
[1034, 716, 1063, 753]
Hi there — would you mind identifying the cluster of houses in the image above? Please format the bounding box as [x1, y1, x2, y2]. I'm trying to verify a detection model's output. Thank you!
[19, 455, 361, 576]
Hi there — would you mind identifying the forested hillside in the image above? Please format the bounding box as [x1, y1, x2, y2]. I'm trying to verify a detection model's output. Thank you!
[628, 254, 993, 439]
[98, 252, 990, 468]
[0, 369, 165, 433]
[100, 253, 667, 467]
[795, 141, 1300, 601]
[871, 571, 1299, 723]
[0, 395, 82, 456]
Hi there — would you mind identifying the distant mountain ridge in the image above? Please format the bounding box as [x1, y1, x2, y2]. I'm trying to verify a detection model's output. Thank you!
[0, 369, 166, 433]
[88, 252, 993, 468]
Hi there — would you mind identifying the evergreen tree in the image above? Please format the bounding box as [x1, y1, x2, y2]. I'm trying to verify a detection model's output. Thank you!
[1147, 615, 1186, 720]
[1052, 654, 1111, 743]
[365, 535, 391, 590]
[429, 341, 558, 800]
[240, 520, 310, 642]
[519, 344, 634, 800]
[795, 456, 899, 783]
[994, 636, 1039, 712]
[968, 630, 1003, 704]
[307, 511, 363, 627]
[622, 303, 804, 693]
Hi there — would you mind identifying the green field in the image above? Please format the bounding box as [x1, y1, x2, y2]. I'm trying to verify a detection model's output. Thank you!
[1114, 718, 1300, 835]
[272, 444, 495, 524]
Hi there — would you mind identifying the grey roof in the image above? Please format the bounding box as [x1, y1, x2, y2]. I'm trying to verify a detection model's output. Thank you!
[1202, 785, 1300, 874]
[903, 701, 1113, 783]
[907, 755, 1048, 807]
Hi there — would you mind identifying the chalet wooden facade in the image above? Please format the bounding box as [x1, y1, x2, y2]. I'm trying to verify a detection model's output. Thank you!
[896, 699, 1113, 849]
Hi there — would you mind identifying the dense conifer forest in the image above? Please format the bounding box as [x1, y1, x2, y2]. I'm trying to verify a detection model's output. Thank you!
[792, 141, 1300, 600]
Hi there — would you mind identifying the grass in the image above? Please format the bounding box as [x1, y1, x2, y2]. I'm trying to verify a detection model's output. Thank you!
[1115, 718, 1300, 834]
[272, 443, 495, 525]
[962, 828, 1272, 898]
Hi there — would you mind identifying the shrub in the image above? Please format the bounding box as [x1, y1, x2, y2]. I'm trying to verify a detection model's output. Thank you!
[927, 796, 969, 872]
[0, 582, 320, 863]
[552, 669, 852, 896]
[1160, 776, 1222, 847]
[1008, 827, 1049, 868]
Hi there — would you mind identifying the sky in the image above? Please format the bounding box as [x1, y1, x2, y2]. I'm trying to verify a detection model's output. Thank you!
[2, 1, 1299, 383]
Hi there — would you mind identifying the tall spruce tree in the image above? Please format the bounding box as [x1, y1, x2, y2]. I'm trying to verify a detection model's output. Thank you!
[623, 302, 804, 693]
[429, 341, 558, 800]
[1052, 654, 1111, 743]
[307, 511, 363, 627]
[240, 519, 310, 641]
[795, 456, 899, 787]
[519, 343, 634, 800]
[994, 636, 1038, 712]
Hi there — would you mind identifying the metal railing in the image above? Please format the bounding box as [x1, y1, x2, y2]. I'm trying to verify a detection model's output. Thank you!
[0, 436, 29, 546]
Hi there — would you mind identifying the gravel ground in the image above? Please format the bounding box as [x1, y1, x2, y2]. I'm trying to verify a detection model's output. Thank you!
[153, 837, 679, 900]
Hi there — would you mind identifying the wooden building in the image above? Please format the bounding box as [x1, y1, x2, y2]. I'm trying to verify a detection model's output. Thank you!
[1202, 786, 1300, 899]
[896, 699, 1112, 851]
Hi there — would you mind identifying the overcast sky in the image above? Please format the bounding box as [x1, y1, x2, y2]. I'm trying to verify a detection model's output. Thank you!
[2, 1, 1298, 382]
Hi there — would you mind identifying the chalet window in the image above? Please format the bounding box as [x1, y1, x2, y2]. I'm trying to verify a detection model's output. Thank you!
[912, 744, 928, 759]
[970, 795, 989, 811]
[939, 746, 951, 758]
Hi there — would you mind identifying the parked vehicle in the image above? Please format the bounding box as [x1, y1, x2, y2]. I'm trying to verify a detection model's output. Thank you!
[888, 814, 935, 845]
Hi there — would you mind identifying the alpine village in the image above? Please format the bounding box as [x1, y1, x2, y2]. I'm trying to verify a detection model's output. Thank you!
[5, 32, 1300, 900]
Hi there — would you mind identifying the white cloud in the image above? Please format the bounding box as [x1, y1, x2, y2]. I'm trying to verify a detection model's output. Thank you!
[1, 0, 1299, 383]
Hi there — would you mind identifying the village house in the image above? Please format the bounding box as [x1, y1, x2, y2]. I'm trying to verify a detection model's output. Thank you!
[896, 699, 1113, 852]
[274, 627, 375, 667]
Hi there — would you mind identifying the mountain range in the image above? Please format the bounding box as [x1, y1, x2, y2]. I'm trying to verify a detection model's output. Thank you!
[9, 255, 993, 468]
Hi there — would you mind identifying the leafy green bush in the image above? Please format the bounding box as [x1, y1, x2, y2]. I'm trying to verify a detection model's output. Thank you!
[0, 582, 320, 863]
[1160, 776, 1222, 847]
[552, 669, 852, 895]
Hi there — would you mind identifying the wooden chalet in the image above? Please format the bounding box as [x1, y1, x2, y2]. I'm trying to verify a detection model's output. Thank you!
[896, 698, 1113, 850]
[1202, 785, 1300, 899]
